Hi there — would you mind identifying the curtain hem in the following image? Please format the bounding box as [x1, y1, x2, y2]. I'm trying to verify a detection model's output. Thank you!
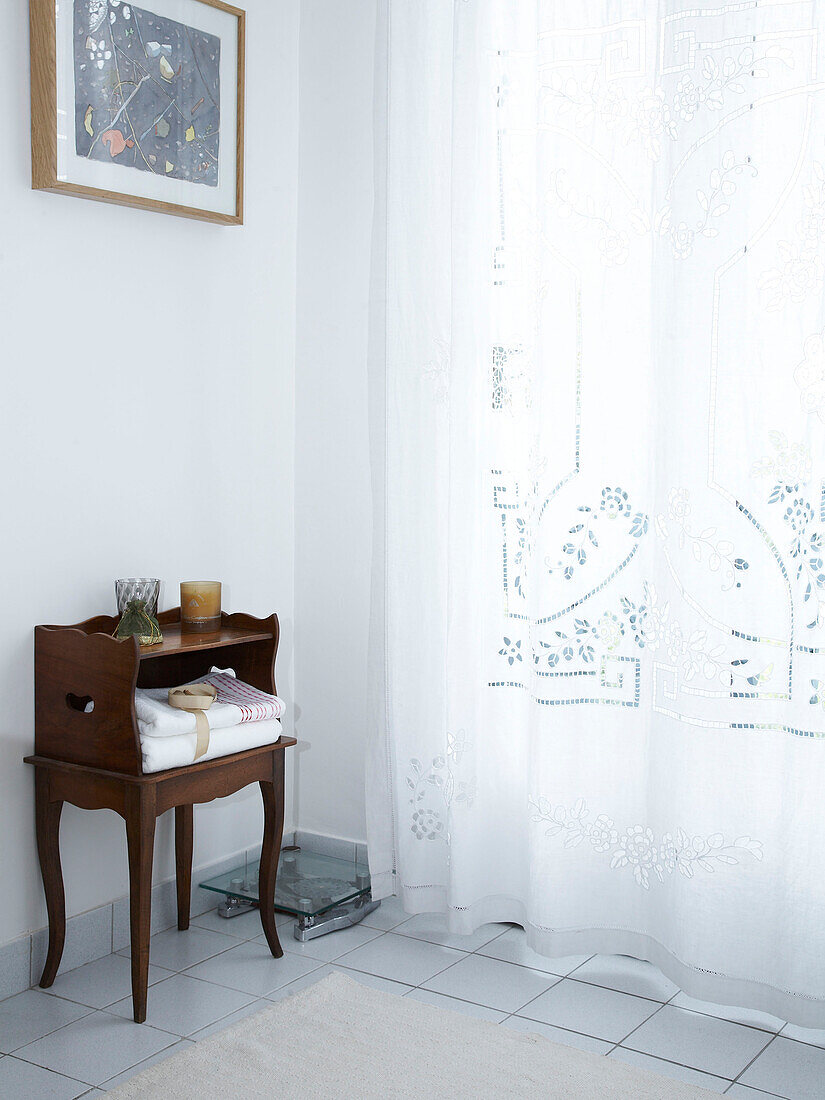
[389, 883, 825, 1028]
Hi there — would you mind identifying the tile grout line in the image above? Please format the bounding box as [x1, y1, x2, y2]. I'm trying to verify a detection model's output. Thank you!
[496, 1004, 615, 1050]
[549, 972, 677, 1006]
[495, 973, 569, 1022]
[389, 927, 509, 952]
[723, 1078, 786, 1099]
[722, 1029, 785, 1097]
[607, 997, 669, 1056]
[103, 926, 798, 1094]
[27, 918, 809, 1055]
[415, 945, 577, 1010]
[608, 1041, 737, 1089]
[614, 986, 781, 1093]
[472, 949, 595, 979]
[3, 1051, 97, 1093]
[401, 977, 554, 1019]
[333, 930, 473, 989]
[601, 991, 682, 1061]
[499, 953, 623, 1024]
[6, 914, 824, 1092]
[116, 922, 799, 1082]
[8, 1014, 182, 1093]
[2, 1004, 99, 1057]
[395, 951, 705, 1066]
[501, 953, 681, 1034]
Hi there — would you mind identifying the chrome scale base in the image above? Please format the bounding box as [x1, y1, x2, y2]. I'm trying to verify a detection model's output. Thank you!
[293, 894, 381, 941]
[215, 869, 381, 940]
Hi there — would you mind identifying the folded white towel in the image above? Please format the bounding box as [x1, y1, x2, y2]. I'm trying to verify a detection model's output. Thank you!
[140, 716, 284, 773]
[135, 671, 286, 740]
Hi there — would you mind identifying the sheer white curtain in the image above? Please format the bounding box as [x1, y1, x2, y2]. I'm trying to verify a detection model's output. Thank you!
[366, 0, 825, 1025]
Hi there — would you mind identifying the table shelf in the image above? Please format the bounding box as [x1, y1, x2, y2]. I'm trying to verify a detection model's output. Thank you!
[138, 623, 273, 659]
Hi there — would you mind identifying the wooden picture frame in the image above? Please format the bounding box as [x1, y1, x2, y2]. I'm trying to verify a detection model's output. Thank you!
[30, 0, 245, 225]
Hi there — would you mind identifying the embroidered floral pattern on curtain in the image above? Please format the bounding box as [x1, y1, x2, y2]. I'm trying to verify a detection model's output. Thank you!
[368, 0, 825, 1026]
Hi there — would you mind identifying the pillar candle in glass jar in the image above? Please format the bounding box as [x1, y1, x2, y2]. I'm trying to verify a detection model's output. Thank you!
[180, 581, 221, 632]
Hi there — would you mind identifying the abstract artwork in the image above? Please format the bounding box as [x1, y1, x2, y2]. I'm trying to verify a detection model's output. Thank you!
[73, 1, 221, 188]
[30, 0, 244, 223]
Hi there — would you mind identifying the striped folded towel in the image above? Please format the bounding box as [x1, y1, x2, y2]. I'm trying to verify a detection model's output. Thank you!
[135, 671, 285, 740]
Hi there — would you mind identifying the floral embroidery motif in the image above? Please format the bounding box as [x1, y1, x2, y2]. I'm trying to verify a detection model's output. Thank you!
[794, 328, 825, 423]
[656, 152, 757, 259]
[529, 797, 763, 890]
[693, 154, 755, 237]
[657, 488, 749, 590]
[447, 729, 471, 763]
[546, 486, 648, 581]
[618, 593, 652, 649]
[760, 162, 825, 312]
[512, 517, 530, 599]
[766, 483, 825, 629]
[498, 447, 552, 604]
[667, 219, 696, 260]
[491, 345, 531, 411]
[407, 740, 475, 842]
[624, 581, 767, 687]
[509, 555, 760, 688]
[531, 590, 652, 669]
[424, 339, 450, 405]
[549, 169, 648, 266]
[760, 241, 823, 312]
[810, 680, 825, 708]
[525, 581, 764, 685]
[672, 73, 704, 122]
[751, 431, 812, 485]
[544, 70, 631, 134]
[535, 618, 598, 667]
[627, 87, 677, 161]
[686, 46, 793, 114]
[631, 582, 669, 649]
[544, 47, 790, 162]
[596, 611, 624, 652]
[544, 78, 676, 160]
[666, 622, 771, 687]
[499, 637, 523, 665]
[598, 226, 631, 267]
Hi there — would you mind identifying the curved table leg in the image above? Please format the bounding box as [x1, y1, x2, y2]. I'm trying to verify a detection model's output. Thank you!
[175, 804, 193, 931]
[258, 753, 285, 958]
[35, 769, 65, 988]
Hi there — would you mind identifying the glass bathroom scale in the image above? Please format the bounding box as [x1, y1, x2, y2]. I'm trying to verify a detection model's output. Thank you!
[199, 848, 379, 940]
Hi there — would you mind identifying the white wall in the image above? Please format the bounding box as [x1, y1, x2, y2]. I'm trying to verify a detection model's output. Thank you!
[294, 0, 378, 843]
[0, 0, 300, 947]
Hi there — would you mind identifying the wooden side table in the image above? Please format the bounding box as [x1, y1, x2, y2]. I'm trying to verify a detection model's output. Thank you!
[25, 609, 296, 1023]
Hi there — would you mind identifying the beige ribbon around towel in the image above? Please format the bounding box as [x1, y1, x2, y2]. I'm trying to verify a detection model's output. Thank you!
[168, 684, 217, 761]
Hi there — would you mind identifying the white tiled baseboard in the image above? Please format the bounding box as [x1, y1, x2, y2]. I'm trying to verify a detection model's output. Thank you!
[31, 905, 114, 987]
[0, 830, 318, 1000]
[293, 830, 368, 866]
[0, 935, 31, 1002]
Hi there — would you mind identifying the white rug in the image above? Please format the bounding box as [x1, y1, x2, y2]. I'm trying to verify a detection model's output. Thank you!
[108, 972, 714, 1098]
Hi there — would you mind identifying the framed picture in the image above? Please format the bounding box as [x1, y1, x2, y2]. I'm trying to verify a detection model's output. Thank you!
[30, 0, 245, 224]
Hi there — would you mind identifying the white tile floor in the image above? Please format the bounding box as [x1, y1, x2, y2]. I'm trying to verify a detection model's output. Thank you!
[1, 897, 823, 1097]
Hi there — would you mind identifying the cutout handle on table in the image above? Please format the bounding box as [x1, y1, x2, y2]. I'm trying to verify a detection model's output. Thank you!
[66, 693, 95, 714]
